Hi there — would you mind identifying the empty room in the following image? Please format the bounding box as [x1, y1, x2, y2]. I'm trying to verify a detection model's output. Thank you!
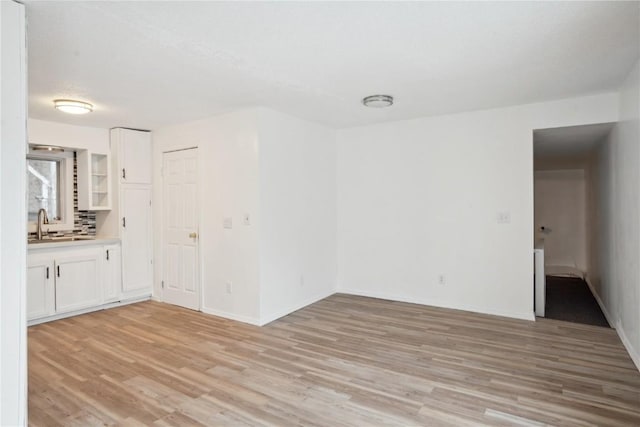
[2, 1, 640, 426]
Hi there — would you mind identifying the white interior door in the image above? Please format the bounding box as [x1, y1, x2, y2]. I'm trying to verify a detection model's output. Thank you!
[162, 148, 200, 310]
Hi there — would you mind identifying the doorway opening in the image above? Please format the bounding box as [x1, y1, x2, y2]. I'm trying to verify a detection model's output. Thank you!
[533, 123, 614, 327]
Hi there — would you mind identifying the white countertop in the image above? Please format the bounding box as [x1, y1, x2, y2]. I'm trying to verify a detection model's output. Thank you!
[28, 236, 120, 250]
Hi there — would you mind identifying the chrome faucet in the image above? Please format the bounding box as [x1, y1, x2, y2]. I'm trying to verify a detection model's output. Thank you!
[36, 208, 49, 240]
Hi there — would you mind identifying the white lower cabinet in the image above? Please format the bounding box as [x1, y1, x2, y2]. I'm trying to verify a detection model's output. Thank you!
[103, 244, 122, 303]
[27, 241, 125, 322]
[27, 256, 55, 320]
[54, 250, 101, 314]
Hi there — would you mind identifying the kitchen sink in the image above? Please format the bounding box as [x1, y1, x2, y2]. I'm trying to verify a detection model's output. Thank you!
[28, 236, 96, 244]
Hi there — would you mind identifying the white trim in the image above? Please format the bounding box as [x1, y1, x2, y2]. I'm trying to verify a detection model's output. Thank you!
[120, 275, 154, 301]
[534, 248, 545, 317]
[259, 289, 336, 326]
[339, 287, 536, 321]
[1, 2, 27, 423]
[27, 295, 151, 326]
[616, 320, 640, 372]
[164, 146, 198, 154]
[584, 277, 615, 328]
[201, 306, 261, 326]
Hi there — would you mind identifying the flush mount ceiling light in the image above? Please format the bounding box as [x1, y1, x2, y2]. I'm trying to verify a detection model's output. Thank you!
[53, 99, 93, 115]
[362, 94, 394, 108]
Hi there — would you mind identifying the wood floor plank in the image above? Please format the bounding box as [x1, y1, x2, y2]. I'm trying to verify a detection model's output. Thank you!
[29, 294, 640, 426]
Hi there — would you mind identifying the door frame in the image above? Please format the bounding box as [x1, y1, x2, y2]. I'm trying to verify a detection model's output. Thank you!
[160, 146, 203, 310]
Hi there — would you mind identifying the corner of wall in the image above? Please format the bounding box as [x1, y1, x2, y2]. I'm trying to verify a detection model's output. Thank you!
[616, 320, 640, 372]
[201, 306, 261, 327]
[585, 277, 616, 328]
[259, 288, 336, 326]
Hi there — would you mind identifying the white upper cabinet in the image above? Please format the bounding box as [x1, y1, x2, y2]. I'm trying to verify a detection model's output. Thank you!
[77, 150, 112, 210]
[112, 128, 152, 185]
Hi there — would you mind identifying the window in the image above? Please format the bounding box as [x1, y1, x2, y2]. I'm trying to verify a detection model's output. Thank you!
[27, 158, 61, 222]
[26, 151, 74, 232]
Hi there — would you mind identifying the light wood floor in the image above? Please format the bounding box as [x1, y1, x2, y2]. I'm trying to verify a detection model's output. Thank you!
[29, 294, 640, 426]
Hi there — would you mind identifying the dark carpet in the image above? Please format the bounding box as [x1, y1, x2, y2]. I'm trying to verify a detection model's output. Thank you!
[544, 276, 610, 327]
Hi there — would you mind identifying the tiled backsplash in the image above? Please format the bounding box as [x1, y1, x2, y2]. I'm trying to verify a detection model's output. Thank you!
[28, 153, 97, 239]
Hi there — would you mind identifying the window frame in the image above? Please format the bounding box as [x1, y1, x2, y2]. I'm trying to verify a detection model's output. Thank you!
[26, 149, 74, 233]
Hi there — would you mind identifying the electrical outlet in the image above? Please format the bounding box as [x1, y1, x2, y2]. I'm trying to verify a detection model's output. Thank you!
[223, 217, 233, 229]
[496, 211, 511, 224]
[226, 281, 233, 294]
[438, 274, 446, 285]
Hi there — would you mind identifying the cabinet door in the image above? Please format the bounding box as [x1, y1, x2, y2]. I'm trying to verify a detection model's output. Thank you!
[121, 185, 153, 294]
[119, 129, 151, 184]
[103, 244, 122, 303]
[27, 257, 55, 320]
[55, 251, 101, 314]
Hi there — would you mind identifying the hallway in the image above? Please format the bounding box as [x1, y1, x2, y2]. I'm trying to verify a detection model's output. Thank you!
[545, 276, 610, 328]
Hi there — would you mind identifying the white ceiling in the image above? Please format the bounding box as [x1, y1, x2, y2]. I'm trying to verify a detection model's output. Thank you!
[26, 1, 639, 130]
[533, 123, 615, 160]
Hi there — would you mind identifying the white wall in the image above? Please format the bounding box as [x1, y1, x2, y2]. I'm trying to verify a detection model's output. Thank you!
[534, 169, 587, 272]
[1, 1, 27, 425]
[257, 109, 337, 324]
[28, 118, 110, 153]
[336, 93, 618, 320]
[591, 61, 640, 370]
[153, 108, 338, 325]
[153, 109, 262, 324]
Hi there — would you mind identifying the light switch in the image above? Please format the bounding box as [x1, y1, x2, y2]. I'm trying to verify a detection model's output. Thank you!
[223, 217, 233, 229]
[243, 213, 250, 225]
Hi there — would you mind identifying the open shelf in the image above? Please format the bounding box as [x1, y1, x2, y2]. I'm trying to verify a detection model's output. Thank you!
[78, 151, 111, 210]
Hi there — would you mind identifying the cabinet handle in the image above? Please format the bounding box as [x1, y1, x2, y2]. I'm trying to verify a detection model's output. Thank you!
[122, 168, 126, 179]
[57, 265, 60, 277]
[46, 267, 49, 279]
[106, 249, 110, 261]
[122, 217, 126, 228]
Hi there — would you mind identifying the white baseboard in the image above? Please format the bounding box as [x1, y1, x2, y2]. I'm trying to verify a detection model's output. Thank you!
[338, 287, 535, 321]
[121, 288, 154, 301]
[259, 289, 336, 326]
[28, 295, 151, 326]
[584, 278, 615, 328]
[616, 320, 640, 372]
[200, 306, 261, 326]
